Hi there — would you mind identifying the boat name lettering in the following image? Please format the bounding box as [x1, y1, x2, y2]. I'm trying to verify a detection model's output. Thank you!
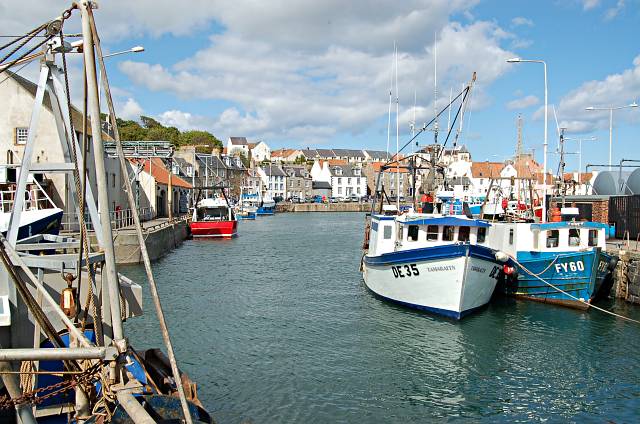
[554, 261, 585, 273]
[392, 264, 420, 278]
[470, 266, 486, 273]
[488, 266, 501, 279]
[424, 265, 455, 273]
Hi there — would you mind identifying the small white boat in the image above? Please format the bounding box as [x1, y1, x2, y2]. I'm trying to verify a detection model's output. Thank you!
[362, 212, 506, 319]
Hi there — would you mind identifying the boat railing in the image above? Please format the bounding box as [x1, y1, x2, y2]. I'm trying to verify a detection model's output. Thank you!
[0, 180, 57, 213]
[61, 206, 154, 232]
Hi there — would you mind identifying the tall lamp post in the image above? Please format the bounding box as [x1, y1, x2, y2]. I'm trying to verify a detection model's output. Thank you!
[507, 57, 548, 222]
[585, 102, 638, 170]
[99, 46, 145, 134]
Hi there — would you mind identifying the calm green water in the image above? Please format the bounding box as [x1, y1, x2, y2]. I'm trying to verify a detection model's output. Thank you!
[123, 212, 640, 423]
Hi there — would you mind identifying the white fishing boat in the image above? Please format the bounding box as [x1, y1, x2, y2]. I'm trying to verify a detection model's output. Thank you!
[362, 211, 507, 319]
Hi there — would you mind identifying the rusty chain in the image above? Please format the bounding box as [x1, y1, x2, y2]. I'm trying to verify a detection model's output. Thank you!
[0, 362, 102, 410]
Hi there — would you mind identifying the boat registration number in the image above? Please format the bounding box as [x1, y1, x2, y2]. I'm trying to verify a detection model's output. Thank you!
[597, 260, 609, 272]
[391, 264, 420, 278]
[554, 261, 585, 273]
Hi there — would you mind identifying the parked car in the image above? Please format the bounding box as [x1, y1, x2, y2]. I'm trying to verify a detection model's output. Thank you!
[273, 196, 284, 203]
[341, 196, 351, 202]
[349, 194, 360, 202]
[329, 196, 339, 203]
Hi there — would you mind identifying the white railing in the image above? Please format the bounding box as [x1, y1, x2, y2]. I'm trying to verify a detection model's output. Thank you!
[62, 207, 154, 232]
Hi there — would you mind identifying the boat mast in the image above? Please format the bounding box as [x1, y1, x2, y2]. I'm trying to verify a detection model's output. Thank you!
[395, 44, 400, 211]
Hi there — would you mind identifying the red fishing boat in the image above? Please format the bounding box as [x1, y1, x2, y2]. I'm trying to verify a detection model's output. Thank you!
[190, 194, 238, 239]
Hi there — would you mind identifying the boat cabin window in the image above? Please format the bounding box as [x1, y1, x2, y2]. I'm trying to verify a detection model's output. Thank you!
[383, 225, 393, 240]
[588, 229, 598, 246]
[407, 225, 419, 242]
[509, 229, 514, 245]
[477, 227, 487, 243]
[443, 225, 454, 241]
[458, 226, 470, 242]
[568, 228, 580, 247]
[546, 230, 559, 248]
[198, 207, 228, 221]
[426, 225, 439, 241]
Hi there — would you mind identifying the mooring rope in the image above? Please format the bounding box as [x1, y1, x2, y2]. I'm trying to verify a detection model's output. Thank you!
[508, 254, 640, 324]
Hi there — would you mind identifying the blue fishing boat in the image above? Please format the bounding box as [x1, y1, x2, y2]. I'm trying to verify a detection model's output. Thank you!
[241, 193, 275, 216]
[486, 221, 616, 309]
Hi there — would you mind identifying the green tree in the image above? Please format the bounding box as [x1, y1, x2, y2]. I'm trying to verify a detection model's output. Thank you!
[237, 151, 250, 168]
[293, 155, 306, 164]
[140, 115, 162, 129]
[146, 126, 181, 143]
[178, 130, 222, 149]
[118, 121, 147, 141]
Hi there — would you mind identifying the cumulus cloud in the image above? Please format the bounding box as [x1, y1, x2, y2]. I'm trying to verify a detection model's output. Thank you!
[581, 0, 601, 10]
[117, 98, 144, 120]
[507, 95, 539, 110]
[511, 17, 534, 27]
[541, 55, 640, 133]
[604, 0, 625, 20]
[119, 15, 514, 143]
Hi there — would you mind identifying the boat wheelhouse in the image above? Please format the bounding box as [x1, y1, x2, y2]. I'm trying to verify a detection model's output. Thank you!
[241, 193, 275, 216]
[362, 213, 506, 319]
[190, 197, 238, 238]
[485, 221, 616, 308]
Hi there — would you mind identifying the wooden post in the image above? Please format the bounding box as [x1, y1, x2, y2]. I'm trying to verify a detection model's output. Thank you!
[168, 157, 173, 220]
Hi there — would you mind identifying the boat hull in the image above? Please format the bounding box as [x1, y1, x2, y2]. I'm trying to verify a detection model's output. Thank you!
[256, 206, 275, 215]
[190, 220, 238, 238]
[502, 248, 616, 309]
[237, 211, 256, 220]
[0, 208, 63, 240]
[363, 244, 501, 319]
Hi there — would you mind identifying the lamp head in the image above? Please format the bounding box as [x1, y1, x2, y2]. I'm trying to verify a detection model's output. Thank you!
[131, 46, 145, 53]
[506, 57, 521, 63]
[585, 106, 595, 111]
[630, 101, 638, 108]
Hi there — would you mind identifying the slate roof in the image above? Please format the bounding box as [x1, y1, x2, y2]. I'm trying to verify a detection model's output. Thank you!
[261, 165, 287, 177]
[316, 149, 336, 158]
[229, 136, 248, 145]
[364, 150, 391, 160]
[300, 149, 319, 159]
[329, 164, 363, 177]
[283, 166, 309, 178]
[312, 181, 332, 189]
[333, 148, 365, 157]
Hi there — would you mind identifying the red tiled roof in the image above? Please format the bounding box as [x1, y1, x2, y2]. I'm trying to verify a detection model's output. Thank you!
[471, 162, 504, 178]
[130, 158, 192, 189]
[370, 161, 409, 173]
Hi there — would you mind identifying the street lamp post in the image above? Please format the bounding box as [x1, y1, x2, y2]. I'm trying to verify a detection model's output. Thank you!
[585, 102, 638, 170]
[507, 57, 548, 222]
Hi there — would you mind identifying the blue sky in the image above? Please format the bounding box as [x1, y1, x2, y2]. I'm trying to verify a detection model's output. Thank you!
[4, 0, 640, 173]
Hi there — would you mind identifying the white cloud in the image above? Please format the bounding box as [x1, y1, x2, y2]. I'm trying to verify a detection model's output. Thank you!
[604, 0, 625, 20]
[507, 95, 539, 110]
[540, 55, 640, 132]
[117, 98, 143, 120]
[119, 15, 515, 143]
[581, 0, 601, 10]
[511, 17, 534, 27]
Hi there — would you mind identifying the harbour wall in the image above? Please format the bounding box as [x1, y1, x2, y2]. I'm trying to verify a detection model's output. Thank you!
[614, 248, 640, 304]
[85, 219, 190, 265]
[276, 203, 370, 212]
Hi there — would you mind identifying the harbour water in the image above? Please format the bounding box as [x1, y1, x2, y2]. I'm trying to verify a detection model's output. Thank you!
[124, 212, 640, 423]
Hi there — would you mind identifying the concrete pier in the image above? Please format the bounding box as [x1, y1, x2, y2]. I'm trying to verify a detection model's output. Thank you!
[72, 217, 190, 265]
[276, 203, 371, 212]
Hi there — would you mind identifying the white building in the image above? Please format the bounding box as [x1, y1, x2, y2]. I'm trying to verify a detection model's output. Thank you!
[257, 165, 287, 199]
[330, 164, 367, 198]
[226, 136, 250, 157]
[248, 140, 271, 162]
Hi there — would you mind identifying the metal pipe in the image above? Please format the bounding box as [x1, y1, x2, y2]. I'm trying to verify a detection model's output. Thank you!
[0, 362, 37, 424]
[78, 0, 124, 341]
[115, 391, 156, 424]
[0, 347, 117, 361]
[87, 9, 193, 424]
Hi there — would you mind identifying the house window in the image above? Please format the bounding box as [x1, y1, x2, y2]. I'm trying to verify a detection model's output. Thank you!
[509, 229, 514, 245]
[546, 230, 559, 248]
[426, 225, 439, 241]
[458, 226, 470, 242]
[348, 178, 352, 184]
[477, 227, 487, 243]
[407, 225, 419, 242]
[443, 225, 454, 241]
[568, 228, 580, 247]
[338, 187, 342, 194]
[357, 187, 361, 194]
[338, 177, 342, 184]
[383, 225, 392, 240]
[15, 127, 28, 145]
[588, 229, 598, 246]
[112, 173, 116, 188]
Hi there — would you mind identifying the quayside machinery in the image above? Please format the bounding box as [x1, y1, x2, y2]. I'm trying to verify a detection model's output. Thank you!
[0, 2, 210, 422]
